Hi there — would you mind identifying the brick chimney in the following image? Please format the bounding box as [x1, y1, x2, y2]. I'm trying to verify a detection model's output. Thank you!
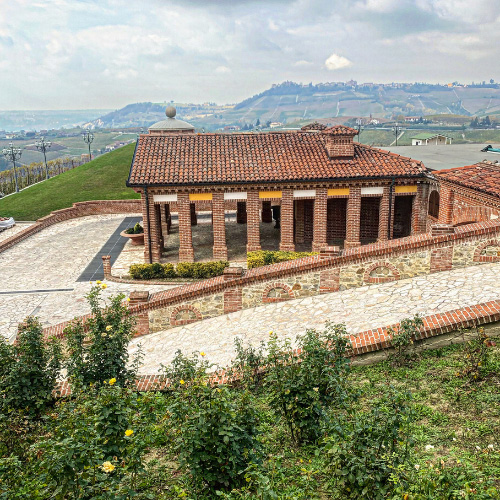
[323, 125, 358, 159]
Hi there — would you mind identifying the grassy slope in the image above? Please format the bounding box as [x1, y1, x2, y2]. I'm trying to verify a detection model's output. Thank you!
[0, 143, 139, 220]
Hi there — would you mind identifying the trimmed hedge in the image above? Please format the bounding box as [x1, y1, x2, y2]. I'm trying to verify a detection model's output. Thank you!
[129, 261, 229, 280]
[247, 250, 318, 269]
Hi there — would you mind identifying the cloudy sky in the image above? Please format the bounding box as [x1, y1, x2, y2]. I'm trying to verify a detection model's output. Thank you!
[0, 0, 498, 110]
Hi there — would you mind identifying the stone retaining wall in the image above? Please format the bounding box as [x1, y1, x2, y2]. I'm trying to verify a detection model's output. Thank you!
[0, 199, 141, 254]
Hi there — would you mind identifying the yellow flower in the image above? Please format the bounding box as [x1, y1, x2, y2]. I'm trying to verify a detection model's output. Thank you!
[96, 280, 102, 285]
[313, 387, 319, 392]
[106, 325, 112, 331]
[284, 389, 290, 395]
[126, 297, 130, 302]
[109, 378, 117, 385]
[200, 351, 206, 357]
[101, 284, 107, 289]
[269, 330, 273, 336]
[125, 429, 134, 437]
[101, 461, 115, 473]
[179, 379, 185, 385]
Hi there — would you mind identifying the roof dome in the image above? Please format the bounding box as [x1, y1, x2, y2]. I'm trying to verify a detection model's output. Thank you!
[148, 106, 195, 134]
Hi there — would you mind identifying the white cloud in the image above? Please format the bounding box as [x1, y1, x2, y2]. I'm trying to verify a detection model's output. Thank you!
[325, 53, 352, 71]
[215, 65, 231, 74]
[294, 60, 313, 67]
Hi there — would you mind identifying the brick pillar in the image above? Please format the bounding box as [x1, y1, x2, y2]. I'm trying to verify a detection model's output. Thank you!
[178, 193, 195, 262]
[145, 197, 162, 263]
[129, 291, 149, 337]
[430, 224, 454, 273]
[141, 192, 152, 263]
[161, 204, 171, 236]
[237, 201, 247, 224]
[246, 192, 261, 252]
[102, 255, 111, 278]
[438, 184, 454, 225]
[418, 183, 430, 233]
[312, 187, 328, 252]
[262, 201, 273, 223]
[223, 267, 243, 314]
[411, 184, 427, 235]
[378, 186, 390, 241]
[190, 203, 197, 226]
[345, 186, 361, 248]
[295, 200, 305, 244]
[212, 192, 228, 260]
[280, 189, 295, 251]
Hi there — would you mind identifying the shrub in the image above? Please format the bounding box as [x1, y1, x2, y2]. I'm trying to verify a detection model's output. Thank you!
[124, 222, 143, 234]
[129, 260, 228, 280]
[325, 389, 415, 499]
[35, 383, 147, 499]
[387, 315, 423, 366]
[265, 323, 352, 444]
[175, 260, 229, 278]
[457, 326, 497, 382]
[64, 284, 142, 389]
[229, 337, 267, 389]
[0, 317, 61, 417]
[170, 382, 261, 491]
[247, 250, 318, 269]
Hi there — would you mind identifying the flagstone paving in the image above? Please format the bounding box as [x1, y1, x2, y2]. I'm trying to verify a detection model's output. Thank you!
[130, 261, 500, 374]
[0, 215, 174, 343]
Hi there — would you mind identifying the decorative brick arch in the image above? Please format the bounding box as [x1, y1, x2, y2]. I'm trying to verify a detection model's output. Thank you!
[364, 262, 401, 284]
[473, 239, 500, 263]
[262, 282, 294, 303]
[170, 305, 202, 326]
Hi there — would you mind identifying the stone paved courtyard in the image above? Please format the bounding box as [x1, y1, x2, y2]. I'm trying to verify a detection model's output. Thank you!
[0, 215, 174, 343]
[130, 262, 500, 374]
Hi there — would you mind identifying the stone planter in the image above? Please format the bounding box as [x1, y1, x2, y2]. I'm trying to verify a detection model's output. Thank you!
[120, 230, 145, 246]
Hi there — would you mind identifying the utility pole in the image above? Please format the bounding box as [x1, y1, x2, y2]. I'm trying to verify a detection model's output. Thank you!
[392, 122, 402, 146]
[2, 142, 22, 193]
[35, 136, 52, 180]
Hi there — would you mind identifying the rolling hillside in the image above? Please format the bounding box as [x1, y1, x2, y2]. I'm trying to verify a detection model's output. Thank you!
[0, 143, 138, 221]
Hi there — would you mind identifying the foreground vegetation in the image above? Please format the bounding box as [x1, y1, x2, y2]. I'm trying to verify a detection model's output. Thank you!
[0, 285, 499, 499]
[0, 143, 138, 220]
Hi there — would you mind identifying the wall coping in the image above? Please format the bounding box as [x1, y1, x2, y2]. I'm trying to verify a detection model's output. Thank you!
[54, 298, 500, 396]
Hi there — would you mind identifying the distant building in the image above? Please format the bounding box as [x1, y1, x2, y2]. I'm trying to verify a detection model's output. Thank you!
[411, 133, 452, 146]
[269, 122, 283, 128]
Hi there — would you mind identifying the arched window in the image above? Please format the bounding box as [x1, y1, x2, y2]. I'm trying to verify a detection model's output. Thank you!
[428, 191, 440, 218]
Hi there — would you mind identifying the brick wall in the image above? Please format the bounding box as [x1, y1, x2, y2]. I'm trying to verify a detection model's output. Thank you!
[0, 199, 141, 255]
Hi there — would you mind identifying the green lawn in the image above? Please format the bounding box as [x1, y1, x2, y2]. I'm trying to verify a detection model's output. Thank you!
[0, 143, 139, 220]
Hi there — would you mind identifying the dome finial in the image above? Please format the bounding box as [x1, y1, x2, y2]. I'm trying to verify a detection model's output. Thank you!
[165, 106, 176, 118]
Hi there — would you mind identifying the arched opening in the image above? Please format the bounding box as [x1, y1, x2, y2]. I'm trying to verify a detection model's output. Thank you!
[428, 190, 440, 219]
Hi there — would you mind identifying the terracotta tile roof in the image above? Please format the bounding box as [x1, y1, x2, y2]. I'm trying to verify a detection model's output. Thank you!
[301, 121, 327, 131]
[435, 161, 500, 198]
[322, 125, 359, 136]
[128, 131, 428, 187]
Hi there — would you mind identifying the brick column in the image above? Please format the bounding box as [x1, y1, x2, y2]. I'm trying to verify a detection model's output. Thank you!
[212, 192, 228, 260]
[145, 197, 162, 263]
[223, 267, 243, 314]
[102, 255, 111, 278]
[160, 204, 171, 236]
[190, 203, 197, 226]
[295, 200, 305, 244]
[411, 184, 428, 235]
[378, 186, 390, 241]
[246, 191, 261, 252]
[345, 186, 361, 248]
[438, 184, 454, 225]
[178, 193, 195, 262]
[280, 189, 295, 251]
[262, 201, 273, 223]
[312, 187, 328, 252]
[129, 291, 149, 337]
[237, 201, 247, 224]
[430, 224, 454, 273]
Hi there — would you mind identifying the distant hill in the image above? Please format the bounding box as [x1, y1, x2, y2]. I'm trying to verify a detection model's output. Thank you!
[85, 82, 500, 131]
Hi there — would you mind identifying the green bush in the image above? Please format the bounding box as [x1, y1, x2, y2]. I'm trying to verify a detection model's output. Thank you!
[247, 250, 318, 269]
[325, 389, 415, 499]
[64, 284, 142, 389]
[0, 317, 61, 417]
[35, 383, 147, 499]
[124, 222, 143, 234]
[129, 260, 229, 280]
[265, 323, 352, 444]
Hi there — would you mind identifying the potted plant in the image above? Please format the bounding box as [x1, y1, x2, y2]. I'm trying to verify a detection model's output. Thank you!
[120, 222, 145, 246]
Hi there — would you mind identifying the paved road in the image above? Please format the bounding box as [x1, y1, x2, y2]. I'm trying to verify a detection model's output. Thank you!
[130, 262, 500, 374]
[0, 215, 172, 343]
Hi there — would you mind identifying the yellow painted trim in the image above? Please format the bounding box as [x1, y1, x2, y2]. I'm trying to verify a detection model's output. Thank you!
[328, 188, 350, 196]
[395, 185, 417, 194]
[189, 193, 213, 201]
[259, 191, 282, 199]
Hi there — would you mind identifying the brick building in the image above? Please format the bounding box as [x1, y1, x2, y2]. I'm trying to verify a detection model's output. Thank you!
[127, 108, 435, 263]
